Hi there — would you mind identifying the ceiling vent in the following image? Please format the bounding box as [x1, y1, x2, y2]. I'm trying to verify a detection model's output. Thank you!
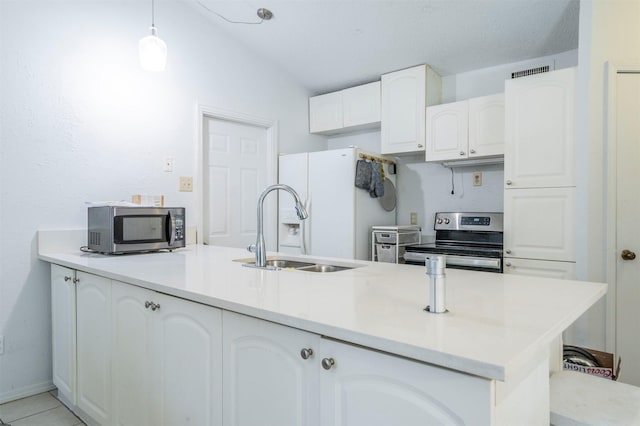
[510, 65, 551, 79]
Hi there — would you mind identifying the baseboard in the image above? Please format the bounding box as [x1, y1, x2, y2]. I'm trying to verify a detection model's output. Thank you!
[0, 381, 56, 405]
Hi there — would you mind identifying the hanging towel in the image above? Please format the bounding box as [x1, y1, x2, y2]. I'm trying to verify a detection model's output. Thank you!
[355, 160, 372, 189]
[369, 162, 385, 198]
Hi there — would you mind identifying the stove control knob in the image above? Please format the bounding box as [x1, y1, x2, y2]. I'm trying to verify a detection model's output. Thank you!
[443, 218, 450, 224]
[436, 218, 443, 224]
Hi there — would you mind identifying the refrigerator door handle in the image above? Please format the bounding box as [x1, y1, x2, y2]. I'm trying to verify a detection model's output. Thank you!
[301, 196, 310, 255]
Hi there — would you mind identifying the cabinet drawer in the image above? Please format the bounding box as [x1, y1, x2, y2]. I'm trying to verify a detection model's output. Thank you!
[374, 232, 420, 244]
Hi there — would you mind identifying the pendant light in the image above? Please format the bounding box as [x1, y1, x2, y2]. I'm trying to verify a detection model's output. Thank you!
[139, 0, 167, 72]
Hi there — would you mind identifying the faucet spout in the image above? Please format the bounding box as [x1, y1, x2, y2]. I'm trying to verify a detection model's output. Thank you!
[252, 184, 308, 267]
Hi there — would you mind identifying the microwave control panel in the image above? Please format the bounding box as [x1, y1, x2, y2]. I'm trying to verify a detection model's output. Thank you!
[175, 215, 185, 241]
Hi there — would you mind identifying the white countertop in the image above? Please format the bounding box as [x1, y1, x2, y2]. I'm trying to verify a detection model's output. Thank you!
[38, 233, 606, 383]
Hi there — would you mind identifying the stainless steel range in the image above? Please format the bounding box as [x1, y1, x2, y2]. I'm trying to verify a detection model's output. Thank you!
[403, 212, 504, 273]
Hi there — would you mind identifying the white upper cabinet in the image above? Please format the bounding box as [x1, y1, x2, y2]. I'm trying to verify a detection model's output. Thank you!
[309, 81, 380, 134]
[381, 64, 442, 154]
[504, 67, 576, 188]
[309, 91, 342, 133]
[425, 93, 504, 162]
[469, 93, 505, 158]
[425, 100, 469, 161]
[342, 81, 381, 128]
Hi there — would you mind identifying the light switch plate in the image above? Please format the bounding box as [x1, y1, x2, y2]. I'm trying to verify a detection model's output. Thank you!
[410, 212, 418, 225]
[164, 157, 174, 172]
[179, 176, 193, 192]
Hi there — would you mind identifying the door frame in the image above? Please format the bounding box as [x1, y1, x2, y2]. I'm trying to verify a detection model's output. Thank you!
[196, 105, 279, 245]
[604, 62, 640, 354]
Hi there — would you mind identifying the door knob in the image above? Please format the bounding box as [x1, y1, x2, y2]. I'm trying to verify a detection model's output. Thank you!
[300, 348, 313, 360]
[621, 249, 636, 260]
[321, 358, 335, 370]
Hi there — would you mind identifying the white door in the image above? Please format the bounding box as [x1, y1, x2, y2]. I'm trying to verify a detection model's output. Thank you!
[204, 118, 275, 250]
[318, 338, 491, 425]
[76, 272, 111, 425]
[222, 311, 319, 426]
[111, 281, 154, 426]
[152, 293, 223, 426]
[425, 100, 469, 162]
[308, 149, 356, 258]
[51, 265, 76, 405]
[615, 72, 640, 386]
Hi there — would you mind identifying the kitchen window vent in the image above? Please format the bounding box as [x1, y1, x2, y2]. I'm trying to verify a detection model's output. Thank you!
[511, 65, 550, 79]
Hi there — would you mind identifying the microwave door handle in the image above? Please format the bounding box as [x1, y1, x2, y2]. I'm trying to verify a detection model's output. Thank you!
[167, 211, 176, 246]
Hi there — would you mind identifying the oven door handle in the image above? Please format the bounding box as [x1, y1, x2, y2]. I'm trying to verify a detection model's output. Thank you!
[403, 252, 502, 270]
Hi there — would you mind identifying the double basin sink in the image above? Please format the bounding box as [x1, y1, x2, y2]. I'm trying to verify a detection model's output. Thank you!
[237, 257, 360, 273]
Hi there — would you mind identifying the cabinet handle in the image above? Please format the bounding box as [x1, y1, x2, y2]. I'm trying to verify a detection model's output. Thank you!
[505, 262, 512, 267]
[470, 149, 476, 154]
[506, 180, 512, 186]
[300, 348, 314, 360]
[145, 301, 161, 311]
[64, 276, 72, 282]
[321, 358, 335, 370]
[417, 144, 424, 148]
[505, 249, 512, 254]
[459, 151, 465, 156]
[73, 277, 80, 284]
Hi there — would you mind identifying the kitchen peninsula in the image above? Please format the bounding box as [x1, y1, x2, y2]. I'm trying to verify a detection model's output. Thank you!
[39, 231, 606, 426]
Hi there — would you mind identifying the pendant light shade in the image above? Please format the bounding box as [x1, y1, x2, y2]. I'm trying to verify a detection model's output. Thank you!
[139, 0, 167, 72]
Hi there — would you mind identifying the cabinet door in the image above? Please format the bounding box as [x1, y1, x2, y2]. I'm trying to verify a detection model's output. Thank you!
[318, 338, 491, 425]
[469, 93, 505, 158]
[223, 311, 320, 426]
[152, 293, 222, 426]
[503, 258, 576, 279]
[342, 81, 380, 128]
[51, 264, 76, 405]
[309, 91, 343, 133]
[504, 68, 576, 188]
[504, 187, 576, 261]
[111, 281, 154, 426]
[76, 272, 111, 425]
[425, 100, 469, 162]
[381, 65, 427, 154]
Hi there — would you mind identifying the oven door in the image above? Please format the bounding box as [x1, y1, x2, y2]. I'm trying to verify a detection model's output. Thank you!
[403, 251, 503, 272]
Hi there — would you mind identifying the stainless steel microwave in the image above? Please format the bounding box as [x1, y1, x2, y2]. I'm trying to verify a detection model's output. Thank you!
[88, 206, 185, 254]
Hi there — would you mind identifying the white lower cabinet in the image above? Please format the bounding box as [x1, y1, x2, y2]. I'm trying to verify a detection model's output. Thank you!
[111, 281, 223, 426]
[222, 311, 319, 426]
[223, 311, 492, 426]
[319, 339, 491, 426]
[51, 265, 77, 406]
[76, 272, 111, 425]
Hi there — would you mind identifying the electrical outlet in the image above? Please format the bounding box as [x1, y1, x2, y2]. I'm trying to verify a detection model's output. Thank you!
[164, 157, 174, 172]
[179, 176, 193, 192]
[410, 211, 418, 225]
[0, 335, 4, 355]
[473, 172, 482, 187]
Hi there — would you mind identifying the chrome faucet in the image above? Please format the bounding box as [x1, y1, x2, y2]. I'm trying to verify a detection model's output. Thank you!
[248, 184, 308, 268]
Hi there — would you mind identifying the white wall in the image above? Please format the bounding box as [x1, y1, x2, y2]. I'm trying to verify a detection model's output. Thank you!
[565, 0, 640, 351]
[0, 0, 323, 402]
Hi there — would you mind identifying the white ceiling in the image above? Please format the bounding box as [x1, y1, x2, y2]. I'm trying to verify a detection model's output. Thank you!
[185, 0, 579, 95]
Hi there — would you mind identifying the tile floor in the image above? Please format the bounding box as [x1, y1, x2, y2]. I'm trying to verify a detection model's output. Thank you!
[0, 390, 85, 426]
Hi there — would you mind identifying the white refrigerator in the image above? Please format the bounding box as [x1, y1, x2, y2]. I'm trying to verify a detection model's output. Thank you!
[278, 147, 396, 260]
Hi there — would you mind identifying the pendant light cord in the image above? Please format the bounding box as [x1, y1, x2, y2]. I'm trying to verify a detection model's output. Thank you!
[151, 0, 155, 27]
[197, 1, 267, 25]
